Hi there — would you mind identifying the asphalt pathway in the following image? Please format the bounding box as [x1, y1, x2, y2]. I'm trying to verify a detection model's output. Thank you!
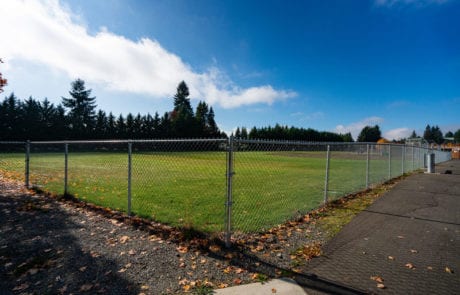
[302, 160, 460, 294]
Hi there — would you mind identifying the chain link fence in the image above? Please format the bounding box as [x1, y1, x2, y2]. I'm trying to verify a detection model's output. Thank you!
[0, 138, 452, 246]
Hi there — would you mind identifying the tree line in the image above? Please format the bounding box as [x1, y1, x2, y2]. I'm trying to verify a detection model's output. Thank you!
[0, 79, 224, 141]
[233, 125, 354, 142]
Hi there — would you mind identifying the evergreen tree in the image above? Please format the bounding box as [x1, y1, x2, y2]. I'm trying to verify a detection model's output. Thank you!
[207, 107, 219, 137]
[126, 113, 134, 138]
[445, 131, 454, 138]
[116, 114, 126, 138]
[95, 110, 108, 139]
[62, 79, 97, 139]
[357, 125, 381, 142]
[107, 112, 117, 139]
[410, 130, 417, 138]
[454, 129, 460, 143]
[171, 81, 195, 137]
[241, 127, 248, 139]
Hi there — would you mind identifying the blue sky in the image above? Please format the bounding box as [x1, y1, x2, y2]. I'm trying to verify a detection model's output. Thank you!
[1, 0, 459, 139]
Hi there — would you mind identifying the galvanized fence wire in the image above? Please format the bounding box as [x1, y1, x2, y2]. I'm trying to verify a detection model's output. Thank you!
[131, 139, 227, 233]
[0, 139, 453, 245]
[231, 139, 328, 234]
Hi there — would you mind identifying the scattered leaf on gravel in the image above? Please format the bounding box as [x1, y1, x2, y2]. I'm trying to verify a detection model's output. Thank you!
[140, 285, 149, 290]
[427, 266, 433, 270]
[209, 244, 221, 252]
[118, 268, 126, 273]
[445, 267, 453, 273]
[217, 283, 228, 288]
[377, 283, 386, 289]
[397, 235, 404, 239]
[370, 276, 384, 283]
[388, 256, 395, 260]
[79, 284, 93, 292]
[223, 266, 233, 274]
[128, 249, 136, 255]
[233, 278, 242, 285]
[119, 235, 129, 244]
[79, 266, 87, 272]
[405, 263, 415, 269]
[176, 246, 188, 253]
[235, 268, 244, 274]
[13, 283, 29, 291]
[182, 284, 191, 292]
[410, 249, 418, 253]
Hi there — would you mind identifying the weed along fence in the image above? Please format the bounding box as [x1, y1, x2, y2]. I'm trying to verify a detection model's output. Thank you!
[0, 139, 452, 246]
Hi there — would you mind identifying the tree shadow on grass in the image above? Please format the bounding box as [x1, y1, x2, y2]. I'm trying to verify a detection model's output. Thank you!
[0, 192, 139, 294]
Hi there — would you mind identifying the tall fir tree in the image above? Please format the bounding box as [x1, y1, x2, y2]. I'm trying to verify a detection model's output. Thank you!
[62, 79, 97, 139]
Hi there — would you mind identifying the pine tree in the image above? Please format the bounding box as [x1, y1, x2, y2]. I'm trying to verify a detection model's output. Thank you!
[62, 79, 97, 139]
[172, 81, 195, 137]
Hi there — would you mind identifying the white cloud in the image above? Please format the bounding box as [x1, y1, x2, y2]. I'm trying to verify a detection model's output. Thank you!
[291, 111, 325, 122]
[384, 128, 412, 140]
[374, 0, 449, 7]
[0, 0, 295, 109]
[335, 116, 384, 140]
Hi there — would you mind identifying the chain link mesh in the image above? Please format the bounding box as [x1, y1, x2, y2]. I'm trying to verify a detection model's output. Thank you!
[0, 140, 453, 238]
[232, 140, 327, 233]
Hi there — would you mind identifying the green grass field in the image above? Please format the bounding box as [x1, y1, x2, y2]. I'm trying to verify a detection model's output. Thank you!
[0, 150, 415, 233]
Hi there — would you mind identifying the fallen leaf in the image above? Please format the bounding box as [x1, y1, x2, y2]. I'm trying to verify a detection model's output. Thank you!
[140, 285, 149, 290]
[272, 287, 277, 293]
[370, 276, 384, 283]
[125, 263, 132, 268]
[209, 245, 221, 252]
[128, 249, 136, 255]
[177, 246, 188, 254]
[79, 266, 87, 272]
[235, 268, 244, 274]
[410, 249, 418, 253]
[179, 262, 186, 268]
[377, 283, 386, 289]
[79, 284, 93, 292]
[217, 283, 228, 288]
[397, 235, 405, 239]
[233, 278, 242, 285]
[223, 266, 233, 274]
[28, 268, 39, 275]
[118, 267, 127, 273]
[182, 284, 191, 292]
[119, 236, 129, 244]
[13, 283, 29, 291]
[388, 256, 395, 260]
[405, 263, 415, 269]
[445, 267, 453, 273]
[200, 258, 207, 264]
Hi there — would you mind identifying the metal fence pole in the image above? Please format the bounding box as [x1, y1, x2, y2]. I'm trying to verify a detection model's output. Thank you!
[402, 145, 405, 175]
[412, 146, 415, 171]
[25, 140, 30, 189]
[127, 141, 132, 216]
[225, 136, 234, 248]
[388, 145, 392, 180]
[323, 144, 330, 204]
[64, 143, 68, 195]
[366, 144, 370, 189]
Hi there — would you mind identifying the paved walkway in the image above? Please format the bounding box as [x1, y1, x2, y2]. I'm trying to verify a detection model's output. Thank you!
[215, 161, 460, 294]
[302, 160, 460, 294]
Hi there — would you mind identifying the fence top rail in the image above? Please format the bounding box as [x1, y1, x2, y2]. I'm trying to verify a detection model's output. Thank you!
[0, 141, 25, 144]
[23, 138, 228, 145]
[235, 138, 411, 147]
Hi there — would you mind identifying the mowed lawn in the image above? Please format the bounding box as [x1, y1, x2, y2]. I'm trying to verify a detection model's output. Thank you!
[0, 151, 395, 233]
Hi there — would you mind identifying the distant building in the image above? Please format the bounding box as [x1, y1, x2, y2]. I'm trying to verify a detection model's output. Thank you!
[405, 137, 428, 147]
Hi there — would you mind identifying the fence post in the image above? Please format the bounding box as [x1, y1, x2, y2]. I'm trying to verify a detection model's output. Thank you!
[127, 141, 132, 216]
[402, 145, 405, 175]
[225, 136, 234, 248]
[323, 144, 330, 204]
[366, 144, 370, 189]
[25, 140, 30, 189]
[411, 146, 415, 171]
[388, 145, 392, 180]
[64, 143, 68, 195]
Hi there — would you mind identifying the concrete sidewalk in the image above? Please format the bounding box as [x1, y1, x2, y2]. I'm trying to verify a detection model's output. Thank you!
[217, 160, 460, 294]
[304, 160, 460, 294]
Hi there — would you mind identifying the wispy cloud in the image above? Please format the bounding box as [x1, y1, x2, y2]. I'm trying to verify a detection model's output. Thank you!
[383, 127, 411, 140]
[291, 111, 325, 122]
[0, 0, 296, 109]
[335, 116, 384, 140]
[386, 100, 411, 109]
[374, 0, 450, 7]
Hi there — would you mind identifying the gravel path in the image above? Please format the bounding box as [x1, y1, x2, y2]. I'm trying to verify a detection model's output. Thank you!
[0, 175, 332, 294]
